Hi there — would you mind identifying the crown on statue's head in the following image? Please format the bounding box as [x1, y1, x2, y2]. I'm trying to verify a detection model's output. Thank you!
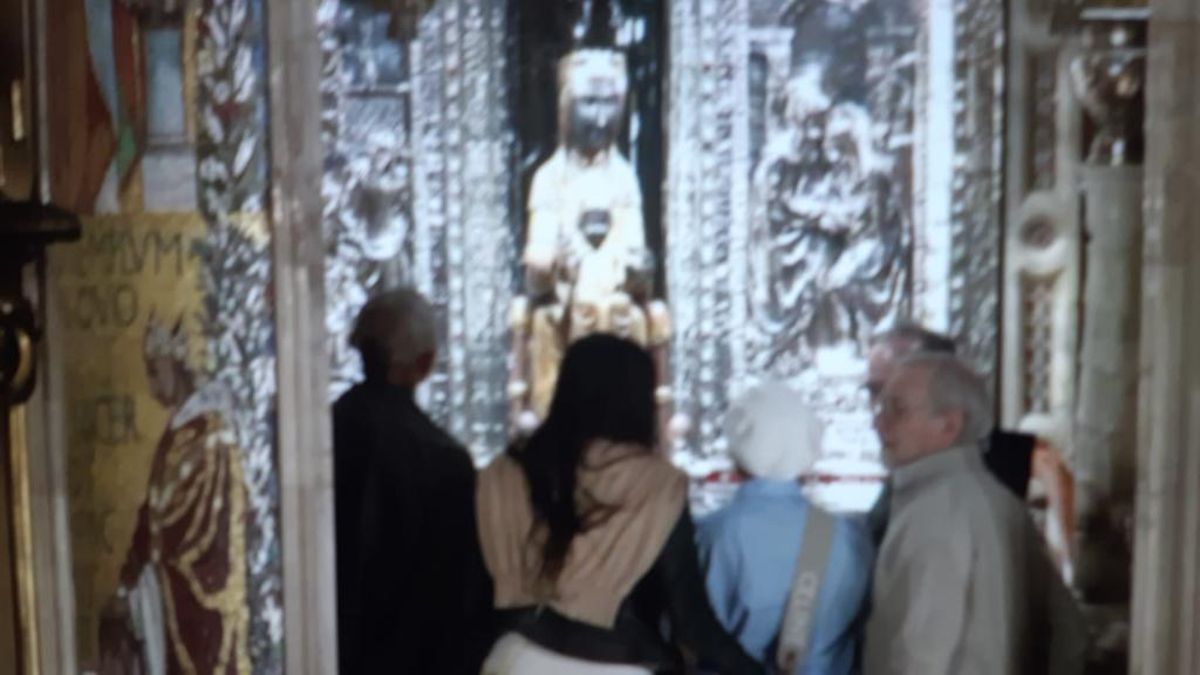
[557, 48, 629, 101]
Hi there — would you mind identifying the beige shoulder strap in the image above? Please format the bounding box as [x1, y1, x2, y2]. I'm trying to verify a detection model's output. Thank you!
[775, 505, 836, 673]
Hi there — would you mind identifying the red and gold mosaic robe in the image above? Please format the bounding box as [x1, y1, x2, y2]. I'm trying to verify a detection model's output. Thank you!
[115, 394, 251, 675]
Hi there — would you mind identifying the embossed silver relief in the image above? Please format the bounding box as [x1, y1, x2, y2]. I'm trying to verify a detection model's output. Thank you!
[948, 0, 1004, 382]
[195, 0, 282, 668]
[747, 65, 911, 366]
[321, 0, 417, 402]
[409, 1, 513, 459]
[318, 0, 1004, 492]
[668, 0, 928, 484]
[666, 0, 752, 466]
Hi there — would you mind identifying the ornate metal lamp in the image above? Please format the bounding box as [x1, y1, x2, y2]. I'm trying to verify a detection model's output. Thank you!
[0, 200, 80, 403]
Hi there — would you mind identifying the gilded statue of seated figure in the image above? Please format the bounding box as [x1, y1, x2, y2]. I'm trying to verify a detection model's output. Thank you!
[510, 48, 671, 424]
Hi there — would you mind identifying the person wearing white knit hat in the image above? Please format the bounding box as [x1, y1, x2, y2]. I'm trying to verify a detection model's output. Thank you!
[725, 382, 825, 480]
[696, 382, 874, 675]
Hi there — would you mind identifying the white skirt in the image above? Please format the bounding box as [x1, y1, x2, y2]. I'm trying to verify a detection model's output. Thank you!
[481, 632, 654, 675]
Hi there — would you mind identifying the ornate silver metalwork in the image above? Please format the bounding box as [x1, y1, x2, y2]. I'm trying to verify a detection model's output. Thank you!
[665, 0, 752, 467]
[948, 0, 1004, 383]
[194, 0, 281, 669]
[668, 0, 929, 473]
[321, 0, 417, 402]
[318, 0, 1005, 491]
[409, 0, 513, 460]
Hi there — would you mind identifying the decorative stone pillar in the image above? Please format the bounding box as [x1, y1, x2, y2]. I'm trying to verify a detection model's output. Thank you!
[1068, 7, 1147, 672]
[1072, 165, 1141, 670]
[1129, 0, 1200, 671]
[1073, 163, 1141, 587]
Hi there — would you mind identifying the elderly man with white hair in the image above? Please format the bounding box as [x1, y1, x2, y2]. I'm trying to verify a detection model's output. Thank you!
[696, 383, 873, 674]
[864, 354, 1085, 675]
[332, 287, 491, 675]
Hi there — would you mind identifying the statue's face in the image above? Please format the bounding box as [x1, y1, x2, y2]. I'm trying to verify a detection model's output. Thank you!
[782, 102, 827, 163]
[783, 69, 832, 159]
[567, 91, 622, 158]
[558, 50, 628, 158]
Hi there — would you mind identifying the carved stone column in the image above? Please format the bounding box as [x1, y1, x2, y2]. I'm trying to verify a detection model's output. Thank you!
[1129, 0, 1200, 671]
[1073, 165, 1141, 670]
[1068, 7, 1147, 672]
[1073, 162, 1141, 585]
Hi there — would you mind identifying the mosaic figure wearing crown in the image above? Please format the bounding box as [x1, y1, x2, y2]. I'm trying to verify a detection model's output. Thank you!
[509, 48, 671, 428]
[99, 313, 251, 674]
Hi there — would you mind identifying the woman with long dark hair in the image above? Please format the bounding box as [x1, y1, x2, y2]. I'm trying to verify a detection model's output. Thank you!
[476, 334, 765, 674]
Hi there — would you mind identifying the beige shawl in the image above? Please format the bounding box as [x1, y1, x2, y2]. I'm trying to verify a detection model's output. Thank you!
[476, 442, 687, 629]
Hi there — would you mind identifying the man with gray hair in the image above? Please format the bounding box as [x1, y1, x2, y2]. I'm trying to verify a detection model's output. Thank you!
[865, 322, 1076, 579]
[863, 353, 1085, 674]
[866, 322, 1036, 500]
[333, 287, 490, 674]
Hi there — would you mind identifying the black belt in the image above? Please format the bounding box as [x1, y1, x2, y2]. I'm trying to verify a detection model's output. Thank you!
[494, 606, 675, 670]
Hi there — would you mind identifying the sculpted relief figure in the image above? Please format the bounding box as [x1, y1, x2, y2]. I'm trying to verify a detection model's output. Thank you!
[750, 65, 909, 366]
[821, 102, 909, 346]
[510, 48, 670, 425]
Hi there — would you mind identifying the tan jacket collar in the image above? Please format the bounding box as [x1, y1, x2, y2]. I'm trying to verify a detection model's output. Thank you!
[891, 444, 986, 506]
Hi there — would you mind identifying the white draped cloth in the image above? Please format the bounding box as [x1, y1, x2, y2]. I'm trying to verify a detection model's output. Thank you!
[126, 566, 166, 675]
[482, 633, 652, 675]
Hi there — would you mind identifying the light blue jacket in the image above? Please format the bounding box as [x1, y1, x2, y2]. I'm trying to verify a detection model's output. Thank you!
[697, 479, 874, 675]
